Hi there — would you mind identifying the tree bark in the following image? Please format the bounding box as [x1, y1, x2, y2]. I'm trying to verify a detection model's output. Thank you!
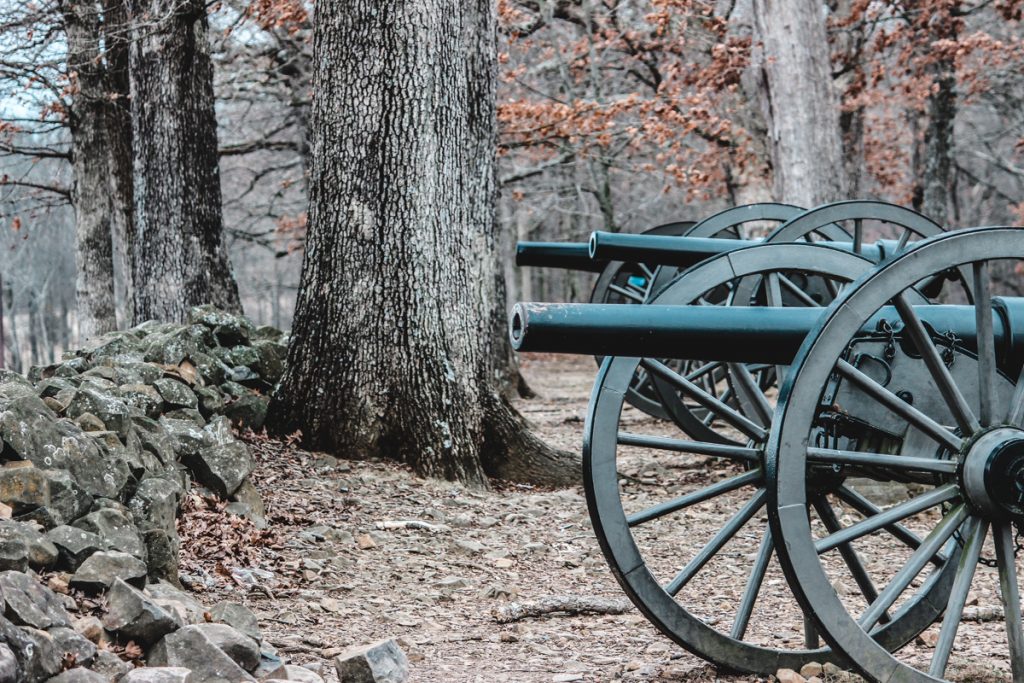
[60, 0, 118, 341]
[915, 57, 956, 225]
[269, 0, 576, 488]
[128, 0, 241, 324]
[752, 0, 847, 205]
[103, 0, 135, 327]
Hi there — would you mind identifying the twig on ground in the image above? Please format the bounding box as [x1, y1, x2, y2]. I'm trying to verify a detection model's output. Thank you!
[493, 596, 633, 623]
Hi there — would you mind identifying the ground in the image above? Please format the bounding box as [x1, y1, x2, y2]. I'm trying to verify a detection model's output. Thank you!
[177, 355, 1015, 682]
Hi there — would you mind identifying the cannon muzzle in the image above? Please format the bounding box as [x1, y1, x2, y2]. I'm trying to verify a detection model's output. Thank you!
[515, 242, 608, 272]
[510, 299, 1024, 370]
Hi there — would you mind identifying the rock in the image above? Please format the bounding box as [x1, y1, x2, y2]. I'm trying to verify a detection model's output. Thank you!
[71, 615, 105, 644]
[119, 668, 193, 683]
[192, 623, 260, 672]
[120, 384, 163, 417]
[129, 478, 181, 537]
[776, 669, 807, 683]
[149, 625, 256, 682]
[189, 306, 254, 347]
[0, 643, 16, 683]
[90, 650, 130, 681]
[69, 551, 147, 592]
[209, 602, 260, 643]
[183, 442, 253, 497]
[0, 571, 71, 629]
[66, 388, 130, 436]
[64, 433, 130, 500]
[46, 526, 103, 570]
[800, 663, 823, 679]
[141, 528, 180, 585]
[152, 379, 198, 410]
[102, 578, 180, 645]
[73, 509, 146, 560]
[130, 417, 176, 466]
[0, 523, 28, 571]
[1, 623, 62, 683]
[73, 413, 106, 432]
[12, 523, 59, 568]
[333, 640, 409, 683]
[0, 465, 49, 514]
[26, 471, 92, 530]
[263, 665, 324, 682]
[145, 581, 206, 624]
[0, 396, 65, 469]
[45, 668, 107, 683]
[193, 387, 225, 418]
[158, 419, 206, 459]
[48, 626, 97, 668]
[229, 480, 266, 529]
[222, 395, 267, 430]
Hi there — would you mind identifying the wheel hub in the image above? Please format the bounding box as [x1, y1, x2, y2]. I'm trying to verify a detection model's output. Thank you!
[962, 427, 1024, 519]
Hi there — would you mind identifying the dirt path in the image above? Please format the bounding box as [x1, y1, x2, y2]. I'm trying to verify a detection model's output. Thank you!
[178, 355, 1009, 682]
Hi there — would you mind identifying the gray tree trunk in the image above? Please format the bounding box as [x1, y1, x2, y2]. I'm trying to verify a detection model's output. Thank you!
[752, 0, 847, 206]
[916, 57, 956, 225]
[128, 0, 241, 324]
[269, 0, 576, 487]
[61, 0, 117, 341]
[103, 0, 135, 327]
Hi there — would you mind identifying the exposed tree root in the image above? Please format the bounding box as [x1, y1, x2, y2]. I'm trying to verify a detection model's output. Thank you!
[493, 596, 633, 623]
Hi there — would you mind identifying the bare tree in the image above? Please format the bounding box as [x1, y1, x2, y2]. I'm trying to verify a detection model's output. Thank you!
[269, 0, 576, 487]
[753, 0, 847, 205]
[128, 0, 241, 323]
[60, 0, 117, 339]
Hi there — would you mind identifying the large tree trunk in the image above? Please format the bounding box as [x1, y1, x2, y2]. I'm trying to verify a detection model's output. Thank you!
[61, 0, 117, 341]
[268, 0, 576, 488]
[103, 0, 135, 327]
[128, 0, 241, 324]
[752, 0, 847, 205]
[914, 56, 957, 225]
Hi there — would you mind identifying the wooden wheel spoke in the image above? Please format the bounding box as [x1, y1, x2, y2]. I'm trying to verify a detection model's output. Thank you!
[731, 527, 774, 640]
[929, 517, 989, 677]
[643, 359, 767, 441]
[806, 447, 958, 474]
[815, 484, 960, 554]
[995, 521, 1024, 680]
[836, 359, 963, 452]
[894, 293, 980, 435]
[973, 262, 997, 427]
[617, 432, 760, 463]
[835, 485, 946, 564]
[627, 469, 762, 527]
[665, 489, 766, 596]
[777, 274, 820, 307]
[859, 504, 968, 631]
[812, 497, 885, 620]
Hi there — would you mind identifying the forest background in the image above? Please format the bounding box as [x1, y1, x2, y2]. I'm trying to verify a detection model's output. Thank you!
[0, 0, 1021, 373]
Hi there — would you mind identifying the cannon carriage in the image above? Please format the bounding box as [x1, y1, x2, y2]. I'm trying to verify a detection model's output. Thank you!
[510, 224, 1024, 680]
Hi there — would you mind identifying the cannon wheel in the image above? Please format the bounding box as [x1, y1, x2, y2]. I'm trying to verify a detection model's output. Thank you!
[656, 200, 950, 445]
[768, 227, 1024, 682]
[589, 220, 695, 421]
[584, 243, 954, 674]
[635, 205, 822, 426]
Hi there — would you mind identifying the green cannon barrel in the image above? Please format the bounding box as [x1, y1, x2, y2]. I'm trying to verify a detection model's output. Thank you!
[587, 231, 902, 269]
[510, 299, 1024, 370]
[514, 242, 609, 272]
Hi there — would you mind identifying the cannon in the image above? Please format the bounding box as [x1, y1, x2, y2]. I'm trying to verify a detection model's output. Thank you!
[509, 229, 1024, 678]
[517, 201, 948, 427]
[765, 227, 1024, 681]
